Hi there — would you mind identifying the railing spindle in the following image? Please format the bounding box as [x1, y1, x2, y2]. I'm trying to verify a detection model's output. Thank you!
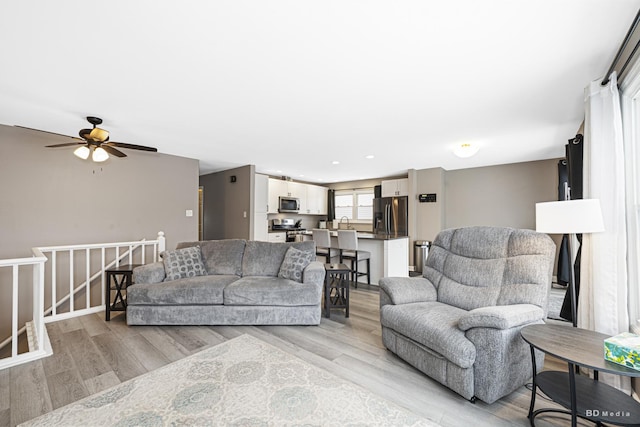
[51, 251, 57, 317]
[12, 265, 19, 357]
[85, 248, 90, 310]
[69, 249, 74, 313]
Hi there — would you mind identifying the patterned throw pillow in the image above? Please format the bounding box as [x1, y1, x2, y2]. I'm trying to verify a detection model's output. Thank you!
[278, 246, 314, 283]
[162, 246, 207, 281]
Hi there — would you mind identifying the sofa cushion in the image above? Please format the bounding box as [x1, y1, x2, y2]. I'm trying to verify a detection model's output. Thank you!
[162, 246, 207, 281]
[242, 241, 315, 277]
[127, 275, 239, 305]
[278, 246, 314, 283]
[176, 239, 246, 276]
[223, 276, 321, 306]
[380, 301, 476, 368]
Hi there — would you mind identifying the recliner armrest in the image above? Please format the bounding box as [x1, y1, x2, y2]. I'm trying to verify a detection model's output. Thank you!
[458, 304, 545, 331]
[378, 276, 437, 306]
[133, 262, 166, 285]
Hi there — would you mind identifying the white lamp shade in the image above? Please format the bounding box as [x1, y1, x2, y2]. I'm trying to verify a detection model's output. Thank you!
[92, 146, 109, 162]
[536, 199, 605, 234]
[73, 145, 90, 160]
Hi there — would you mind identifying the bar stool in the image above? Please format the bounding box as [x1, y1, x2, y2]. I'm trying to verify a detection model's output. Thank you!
[337, 230, 370, 288]
[312, 229, 339, 263]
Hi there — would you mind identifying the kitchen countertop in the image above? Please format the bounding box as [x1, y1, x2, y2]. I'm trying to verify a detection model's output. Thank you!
[301, 230, 408, 241]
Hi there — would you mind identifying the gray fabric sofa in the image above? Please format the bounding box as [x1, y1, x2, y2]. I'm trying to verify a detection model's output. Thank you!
[379, 226, 555, 404]
[126, 239, 326, 326]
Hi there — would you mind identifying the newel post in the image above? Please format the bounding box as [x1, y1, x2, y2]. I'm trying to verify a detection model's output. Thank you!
[157, 231, 166, 259]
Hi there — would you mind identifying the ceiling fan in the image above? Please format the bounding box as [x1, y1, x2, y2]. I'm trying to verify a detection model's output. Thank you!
[18, 116, 158, 162]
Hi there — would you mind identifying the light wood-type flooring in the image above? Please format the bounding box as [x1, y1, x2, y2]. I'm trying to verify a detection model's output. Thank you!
[1, 285, 587, 427]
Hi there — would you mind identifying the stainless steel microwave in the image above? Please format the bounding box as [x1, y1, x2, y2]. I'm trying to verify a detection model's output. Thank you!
[279, 196, 300, 213]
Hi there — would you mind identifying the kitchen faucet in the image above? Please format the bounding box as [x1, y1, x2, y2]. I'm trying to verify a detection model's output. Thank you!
[339, 216, 351, 229]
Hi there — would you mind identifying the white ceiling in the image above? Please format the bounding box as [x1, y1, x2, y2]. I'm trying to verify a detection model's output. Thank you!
[1, 1, 639, 183]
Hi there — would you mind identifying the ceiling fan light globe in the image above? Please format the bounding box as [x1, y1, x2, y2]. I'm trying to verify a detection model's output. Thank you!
[92, 147, 109, 162]
[73, 146, 90, 160]
[89, 127, 109, 142]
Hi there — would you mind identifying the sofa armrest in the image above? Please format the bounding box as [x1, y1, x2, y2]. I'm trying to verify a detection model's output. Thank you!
[378, 276, 437, 306]
[302, 261, 325, 288]
[133, 262, 166, 285]
[458, 304, 545, 331]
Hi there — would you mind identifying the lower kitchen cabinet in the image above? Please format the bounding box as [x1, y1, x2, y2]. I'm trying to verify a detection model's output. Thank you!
[267, 232, 286, 243]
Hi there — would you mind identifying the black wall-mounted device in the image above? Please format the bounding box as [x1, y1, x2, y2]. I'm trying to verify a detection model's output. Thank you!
[419, 193, 437, 203]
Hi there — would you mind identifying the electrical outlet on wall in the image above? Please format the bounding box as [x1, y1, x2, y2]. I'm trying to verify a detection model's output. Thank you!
[186, 210, 193, 217]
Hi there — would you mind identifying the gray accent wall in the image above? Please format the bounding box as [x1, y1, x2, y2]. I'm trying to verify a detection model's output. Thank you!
[408, 159, 560, 268]
[0, 124, 199, 342]
[444, 159, 558, 230]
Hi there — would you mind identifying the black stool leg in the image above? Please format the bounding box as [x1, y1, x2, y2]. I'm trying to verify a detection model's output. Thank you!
[354, 258, 358, 289]
[366, 258, 370, 284]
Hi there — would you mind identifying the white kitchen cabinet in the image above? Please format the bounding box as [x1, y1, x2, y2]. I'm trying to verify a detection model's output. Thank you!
[268, 179, 287, 213]
[267, 232, 286, 242]
[253, 212, 269, 241]
[306, 185, 328, 215]
[381, 178, 409, 197]
[286, 181, 306, 199]
[252, 174, 269, 241]
[288, 181, 307, 213]
[268, 178, 328, 215]
[255, 174, 269, 213]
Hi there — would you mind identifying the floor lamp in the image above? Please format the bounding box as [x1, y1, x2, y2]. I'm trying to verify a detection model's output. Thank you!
[535, 199, 605, 327]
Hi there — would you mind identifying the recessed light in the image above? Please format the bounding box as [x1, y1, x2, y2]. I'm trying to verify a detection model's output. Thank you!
[332, 161, 340, 165]
[276, 170, 282, 173]
[365, 155, 374, 159]
[299, 175, 305, 177]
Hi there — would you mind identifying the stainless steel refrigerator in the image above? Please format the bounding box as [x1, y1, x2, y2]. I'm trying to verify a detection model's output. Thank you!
[373, 196, 408, 236]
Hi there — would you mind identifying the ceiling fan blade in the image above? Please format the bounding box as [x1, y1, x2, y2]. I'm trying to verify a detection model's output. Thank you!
[15, 125, 83, 141]
[107, 142, 158, 152]
[101, 145, 127, 158]
[45, 142, 86, 148]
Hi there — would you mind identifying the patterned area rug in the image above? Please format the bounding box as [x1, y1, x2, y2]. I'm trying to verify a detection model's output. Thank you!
[21, 334, 440, 427]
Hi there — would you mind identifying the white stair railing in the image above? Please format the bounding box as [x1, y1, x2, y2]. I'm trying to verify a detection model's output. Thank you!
[0, 231, 165, 371]
[0, 249, 48, 370]
[38, 232, 165, 323]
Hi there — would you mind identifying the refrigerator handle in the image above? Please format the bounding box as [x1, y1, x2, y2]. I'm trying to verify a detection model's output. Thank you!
[386, 204, 390, 234]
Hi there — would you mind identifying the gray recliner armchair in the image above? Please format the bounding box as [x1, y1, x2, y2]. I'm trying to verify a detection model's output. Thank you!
[379, 226, 555, 404]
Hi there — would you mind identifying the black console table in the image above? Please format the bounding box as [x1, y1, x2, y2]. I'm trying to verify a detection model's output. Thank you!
[324, 263, 351, 318]
[521, 324, 640, 427]
[105, 264, 141, 321]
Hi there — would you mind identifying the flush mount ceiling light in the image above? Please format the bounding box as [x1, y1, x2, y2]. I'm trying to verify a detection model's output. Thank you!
[365, 155, 375, 159]
[453, 143, 480, 158]
[332, 160, 340, 165]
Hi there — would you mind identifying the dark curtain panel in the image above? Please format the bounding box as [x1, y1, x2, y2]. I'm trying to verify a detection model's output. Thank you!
[560, 134, 583, 322]
[327, 189, 335, 221]
[556, 159, 571, 285]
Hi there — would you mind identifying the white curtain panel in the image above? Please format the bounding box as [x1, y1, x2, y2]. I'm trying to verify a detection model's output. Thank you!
[581, 72, 630, 392]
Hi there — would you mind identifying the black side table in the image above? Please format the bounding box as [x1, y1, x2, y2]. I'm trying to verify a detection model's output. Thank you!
[324, 263, 351, 318]
[105, 264, 141, 321]
[521, 324, 640, 427]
